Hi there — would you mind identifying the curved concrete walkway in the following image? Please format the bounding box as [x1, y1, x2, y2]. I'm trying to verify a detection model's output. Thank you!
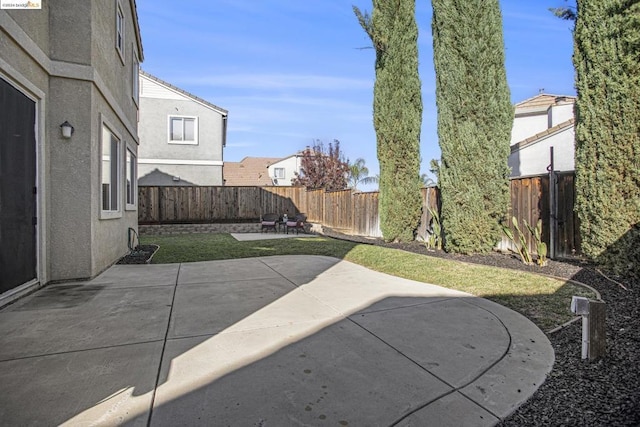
[0, 255, 553, 426]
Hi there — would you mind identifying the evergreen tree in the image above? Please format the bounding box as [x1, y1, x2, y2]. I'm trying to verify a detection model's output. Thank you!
[431, 0, 513, 253]
[354, 0, 423, 242]
[573, 0, 640, 276]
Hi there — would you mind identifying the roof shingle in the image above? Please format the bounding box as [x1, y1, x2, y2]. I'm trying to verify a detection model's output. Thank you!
[515, 93, 576, 110]
[223, 157, 281, 186]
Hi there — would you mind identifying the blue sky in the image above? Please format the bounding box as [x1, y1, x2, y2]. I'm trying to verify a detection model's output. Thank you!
[136, 0, 576, 188]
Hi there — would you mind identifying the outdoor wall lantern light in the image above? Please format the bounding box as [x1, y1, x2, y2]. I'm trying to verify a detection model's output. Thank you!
[60, 121, 74, 139]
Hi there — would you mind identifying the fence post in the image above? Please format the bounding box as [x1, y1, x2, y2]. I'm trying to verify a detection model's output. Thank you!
[588, 300, 607, 361]
[548, 147, 557, 259]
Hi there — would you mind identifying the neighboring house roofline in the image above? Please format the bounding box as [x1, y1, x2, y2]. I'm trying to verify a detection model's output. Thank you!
[511, 118, 575, 153]
[237, 156, 279, 167]
[514, 93, 576, 108]
[515, 105, 554, 117]
[514, 93, 576, 118]
[270, 152, 305, 164]
[139, 69, 229, 116]
[223, 157, 281, 186]
[130, 0, 144, 61]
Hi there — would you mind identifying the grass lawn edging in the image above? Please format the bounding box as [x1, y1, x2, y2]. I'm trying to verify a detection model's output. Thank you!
[140, 232, 597, 332]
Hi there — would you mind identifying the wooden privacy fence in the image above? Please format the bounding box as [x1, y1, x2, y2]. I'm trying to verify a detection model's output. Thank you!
[417, 187, 440, 240]
[416, 174, 579, 258]
[500, 172, 580, 258]
[138, 186, 382, 237]
[139, 186, 299, 223]
[139, 172, 579, 258]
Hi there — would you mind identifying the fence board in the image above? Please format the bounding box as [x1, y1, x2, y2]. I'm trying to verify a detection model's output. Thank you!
[138, 186, 159, 223]
[353, 191, 381, 237]
[556, 172, 580, 256]
[417, 187, 439, 239]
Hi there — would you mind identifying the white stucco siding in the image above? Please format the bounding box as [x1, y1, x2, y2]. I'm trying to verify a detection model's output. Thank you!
[268, 156, 301, 186]
[140, 75, 189, 100]
[549, 103, 574, 127]
[509, 127, 575, 177]
[510, 113, 550, 145]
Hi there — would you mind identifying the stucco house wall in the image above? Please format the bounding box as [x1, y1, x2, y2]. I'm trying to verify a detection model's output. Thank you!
[267, 154, 303, 186]
[510, 112, 550, 145]
[509, 125, 575, 177]
[509, 94, 576, 178]
[0, 0, 143, 304]
[549, 102, 574, 127]
[138, 72, 228, 186]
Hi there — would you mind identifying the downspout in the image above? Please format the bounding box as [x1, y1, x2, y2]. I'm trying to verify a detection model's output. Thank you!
[547, 146, 557, 259]
[222, 114, 227, 185]
[222, 114, 228, 149]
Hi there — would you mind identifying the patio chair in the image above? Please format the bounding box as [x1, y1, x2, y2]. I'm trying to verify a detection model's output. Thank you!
[260, 213, 279, 233]
[285, 213, 307, 234]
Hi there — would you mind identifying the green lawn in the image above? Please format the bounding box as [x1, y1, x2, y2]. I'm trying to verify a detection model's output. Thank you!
[141, 233, 594, 332]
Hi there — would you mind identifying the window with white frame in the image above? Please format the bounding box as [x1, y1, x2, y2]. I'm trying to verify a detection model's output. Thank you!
[274, 168, 285, 179]
[116, 2, 125, 61]
[125, 147, 136, 209]
[168, 116, 198, 144]
[101, 125, 120, 214]
[132, 51, 139, 105]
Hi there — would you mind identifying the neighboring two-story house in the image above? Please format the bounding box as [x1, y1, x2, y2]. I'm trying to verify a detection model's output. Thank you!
[267, 153, 304, 186]
[0, 1, 144, 304]
[223, 157, 281, 186]
[137, 70, 228, 186]
[509, 93, 576, 177]
[223, 154, 304, 186]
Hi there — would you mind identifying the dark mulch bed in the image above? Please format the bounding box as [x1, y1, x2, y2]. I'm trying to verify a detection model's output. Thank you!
[321, 228, 640, 426]
[116, 244, 159, 264]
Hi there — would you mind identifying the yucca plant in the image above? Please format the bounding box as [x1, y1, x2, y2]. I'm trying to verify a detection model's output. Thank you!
[526, 219, 548, 266]
[425, 207, 442, 250]
[502, 216, 533, 265]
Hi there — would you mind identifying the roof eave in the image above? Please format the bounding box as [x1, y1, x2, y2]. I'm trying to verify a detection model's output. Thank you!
[511, 118, 575, 153]
[139, 70, 229, 115]
[130, 0, 144, 61]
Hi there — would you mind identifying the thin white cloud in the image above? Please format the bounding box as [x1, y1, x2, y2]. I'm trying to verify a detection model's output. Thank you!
[224, 141, 257, 148]
[220, 94, 371, 111]
[178, 74, 373, 91]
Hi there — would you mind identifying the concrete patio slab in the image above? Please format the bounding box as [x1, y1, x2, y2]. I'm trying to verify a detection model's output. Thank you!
[460, 297, 556, 419]
[350, 297, 510, 388]
[258, 254, 342, 283]
[177, 258, 282, 285]
[88, 263, 181, 287]
[0, 255, 554, 426]
[397, 391, 499, 426]
[168, 277, 297, 338]
[0, 285, 173, 360]
[293, 262, 470, 316]
[0, 341, 162, 427]
[152, 320, 453, 426]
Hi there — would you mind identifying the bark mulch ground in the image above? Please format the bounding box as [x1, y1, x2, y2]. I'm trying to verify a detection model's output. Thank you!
[116, 244, 159, 264]
[320, 228, 640, 426]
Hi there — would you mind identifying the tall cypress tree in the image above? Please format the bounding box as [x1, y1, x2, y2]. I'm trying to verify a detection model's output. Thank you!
[431, 0, 513, 253]
[573, 0, 640, 276]
[354, 0, 423, 242]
